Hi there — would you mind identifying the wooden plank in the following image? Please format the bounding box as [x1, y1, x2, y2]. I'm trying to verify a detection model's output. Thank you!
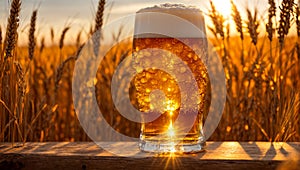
[0, 142, 299, 170]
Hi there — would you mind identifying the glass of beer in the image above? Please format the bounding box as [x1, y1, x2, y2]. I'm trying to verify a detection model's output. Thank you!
[133, 4, 210, 153]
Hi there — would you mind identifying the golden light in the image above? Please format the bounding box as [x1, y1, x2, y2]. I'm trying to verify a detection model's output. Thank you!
[165, 100, 179, 112]
[167, 123, 176, 153]
[211, 0, 232, 17]
[167, 122, 175, 138]
[169, 142, 176, 153]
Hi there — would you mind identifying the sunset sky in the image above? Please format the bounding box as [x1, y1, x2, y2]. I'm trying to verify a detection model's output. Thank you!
[0, 0, 293, 45]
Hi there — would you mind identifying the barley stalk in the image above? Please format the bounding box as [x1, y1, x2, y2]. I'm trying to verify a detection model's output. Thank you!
[28, 10, 37, 60]
[3, 0, 21, 59]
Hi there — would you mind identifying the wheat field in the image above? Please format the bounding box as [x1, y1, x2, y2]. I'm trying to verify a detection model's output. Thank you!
[0, 0, 299, 144]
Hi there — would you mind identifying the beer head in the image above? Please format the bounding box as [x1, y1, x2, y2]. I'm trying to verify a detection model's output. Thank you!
[134, 3, 206, 38]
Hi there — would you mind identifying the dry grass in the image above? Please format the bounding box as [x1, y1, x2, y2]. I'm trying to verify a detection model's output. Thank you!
[0, 0, 299, 143]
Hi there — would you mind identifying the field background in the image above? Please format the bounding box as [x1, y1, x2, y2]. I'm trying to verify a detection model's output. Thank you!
[0, 0, 299, 143]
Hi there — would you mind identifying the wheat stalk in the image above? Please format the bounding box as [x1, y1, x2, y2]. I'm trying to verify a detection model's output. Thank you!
[208, 0, 225, 39]
[296, 5, 300, 38]
[14, 62, 25, 143]
[0, 25, 2, 46]
[76, 31, 81, 48]
[231, 0, 243, 40]
[231, 0, 245, 65]
[94, 0, 105, 32]
[3, 0, 21, 59]
[278, 0, 293, 49]
[50, 27, 54, 44]
[59, 27, 70, 50]
[277, 0, 294, 101]
[14, 62, 25, 100]
[266, 0, 276, 42]
[0, 25, 2, 54]
[93, 0, 106, 57]
[28, 10, 37, 60]
[55, 56, 76, 90]
[39, 37, 45, 54]
[266, 0, 276, 72]
[297, 5, 300, 60]
[274, 92, 300, 141]
[1, 0, 21, 145]
[246, 8, 259, 46]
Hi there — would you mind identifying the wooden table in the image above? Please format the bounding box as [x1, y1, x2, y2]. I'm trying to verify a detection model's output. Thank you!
[0, 142, 299, 170]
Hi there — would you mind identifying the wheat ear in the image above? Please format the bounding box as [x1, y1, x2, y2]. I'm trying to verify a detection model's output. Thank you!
[39, 37, 45, 54]
[3, 0, 21, 59]
[28, 10, 37, 60]
[93, 0, 106, 57]
[0, 26, 2, 54]
[266, 0, 276, 42]
[231, 0, 243, 40]
[246, 8, 259, 46]
[94, 0, 105, 32]
[59, 27, 70, 50]
[50, 27, 54, 44]
[278, 0, 293, 48]
[0, 26, 2, 46]
[208, 0, 225, 39]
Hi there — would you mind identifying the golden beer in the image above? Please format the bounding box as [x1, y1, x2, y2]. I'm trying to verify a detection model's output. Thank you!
[133, 4, 210, 153]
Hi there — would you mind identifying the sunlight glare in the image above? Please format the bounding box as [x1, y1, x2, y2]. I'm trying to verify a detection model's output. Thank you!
[211, 0, 232, 18]
[170, 142, 176, 153]
[167, 122, 175, 138]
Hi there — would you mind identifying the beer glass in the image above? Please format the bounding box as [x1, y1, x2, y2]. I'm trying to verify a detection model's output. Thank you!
[133, 4, 210, 153]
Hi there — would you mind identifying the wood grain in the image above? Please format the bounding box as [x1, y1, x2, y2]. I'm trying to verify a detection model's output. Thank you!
[0, 142, 299, 170]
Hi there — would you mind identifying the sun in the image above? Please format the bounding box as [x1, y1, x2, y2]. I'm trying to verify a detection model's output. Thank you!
[211, 0, 232, 18]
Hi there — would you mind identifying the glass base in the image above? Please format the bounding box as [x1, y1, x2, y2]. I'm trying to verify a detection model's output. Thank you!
[139, 140, 206, 153]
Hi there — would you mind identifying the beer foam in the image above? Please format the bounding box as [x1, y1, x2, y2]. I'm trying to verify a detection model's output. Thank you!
[138, 3, 201, 13]
[134, 3, 206, 38]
